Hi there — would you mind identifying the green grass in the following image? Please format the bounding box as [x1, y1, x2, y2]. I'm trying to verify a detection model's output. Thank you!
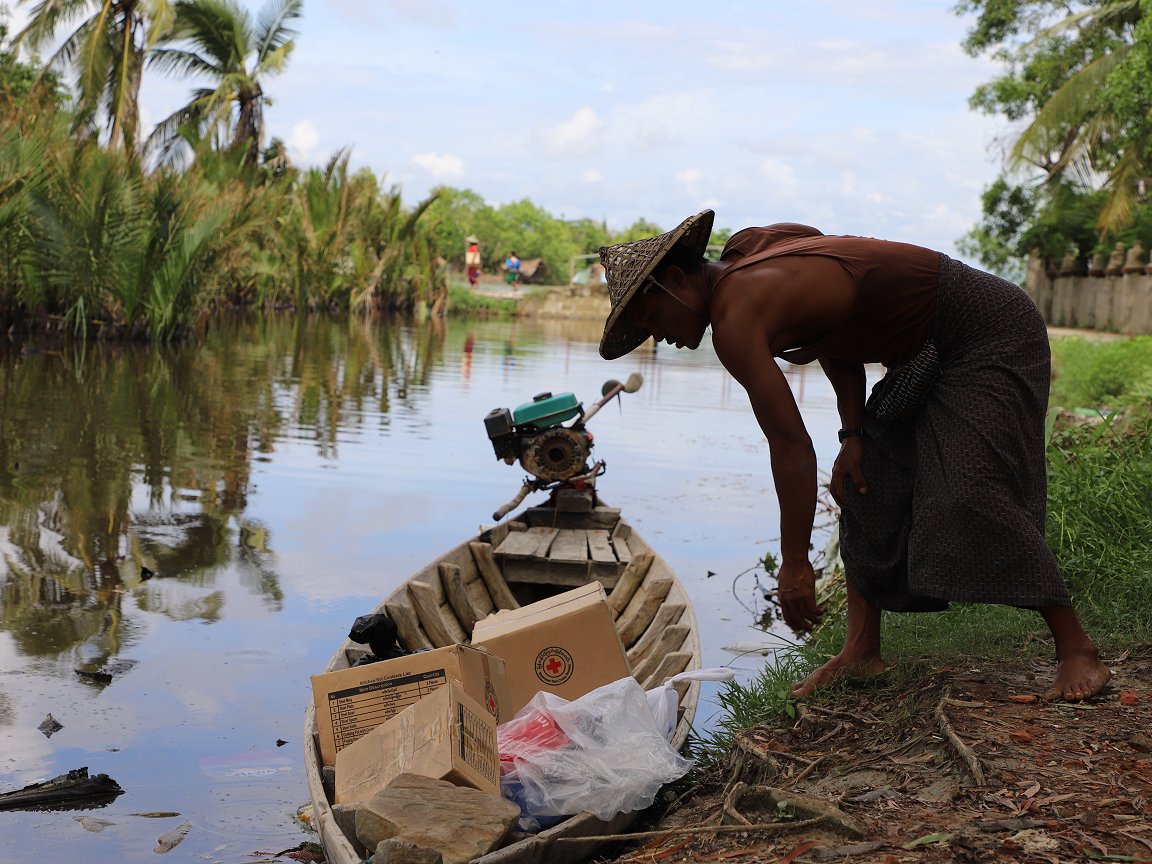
[445, 282, 518, 317]
[704, 337, 1152, 748]
[1050, 335, 1152, 408]
[1046, 416, 1152, 644]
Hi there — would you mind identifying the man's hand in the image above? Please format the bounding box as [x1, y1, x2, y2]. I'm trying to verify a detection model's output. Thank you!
[776, 559, 823, 634]
[829, 437, 868, 507]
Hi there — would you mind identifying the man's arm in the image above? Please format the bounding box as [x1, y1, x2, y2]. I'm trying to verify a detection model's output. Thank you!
[818, 358, 869, 505]
[713, 322, 823, 633]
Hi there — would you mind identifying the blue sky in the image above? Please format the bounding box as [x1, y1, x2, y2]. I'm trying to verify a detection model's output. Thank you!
[10, 0, 1012, 257]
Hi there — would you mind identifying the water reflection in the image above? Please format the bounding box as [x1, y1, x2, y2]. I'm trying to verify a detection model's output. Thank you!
[0, 312, 854, 862]
[0, 316, 460, 660]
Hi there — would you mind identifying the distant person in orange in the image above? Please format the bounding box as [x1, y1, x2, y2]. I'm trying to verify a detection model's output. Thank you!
[465, 236, 481, 289]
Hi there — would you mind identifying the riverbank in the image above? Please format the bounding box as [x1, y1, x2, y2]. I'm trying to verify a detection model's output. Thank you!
[603, 651, 1152, 863]
[593, 384, 1152, 864]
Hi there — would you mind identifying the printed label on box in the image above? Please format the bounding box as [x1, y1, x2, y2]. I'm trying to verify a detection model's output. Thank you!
[326, 668, 447, 753]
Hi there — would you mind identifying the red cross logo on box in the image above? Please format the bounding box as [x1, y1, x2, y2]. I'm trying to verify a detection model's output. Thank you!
[534, 646, 574, 686]
[484, 682, 499, 719]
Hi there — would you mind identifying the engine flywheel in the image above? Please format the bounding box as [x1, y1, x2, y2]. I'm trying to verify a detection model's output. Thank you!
[520, 427, 590, 481]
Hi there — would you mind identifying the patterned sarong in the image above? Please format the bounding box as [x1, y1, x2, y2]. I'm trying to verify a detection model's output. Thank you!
[838, 253, 1071, 611]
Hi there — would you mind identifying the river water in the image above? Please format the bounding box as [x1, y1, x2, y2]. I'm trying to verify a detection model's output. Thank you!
[0, 313, 858, 862]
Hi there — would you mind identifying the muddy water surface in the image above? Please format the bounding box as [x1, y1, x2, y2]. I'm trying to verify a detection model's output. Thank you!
[0, 314, 858, 862]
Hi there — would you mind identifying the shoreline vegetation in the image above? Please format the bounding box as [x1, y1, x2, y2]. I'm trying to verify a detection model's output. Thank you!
[0, 7, 708, 345]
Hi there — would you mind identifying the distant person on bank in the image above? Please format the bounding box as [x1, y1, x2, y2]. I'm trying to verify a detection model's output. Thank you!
[503, 252, 521, 285]
[597, 210, 1111, 702]
[466, 236, 482, 289]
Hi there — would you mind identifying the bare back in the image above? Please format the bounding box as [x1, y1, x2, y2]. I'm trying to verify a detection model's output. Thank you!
[712, 227, 940, 367]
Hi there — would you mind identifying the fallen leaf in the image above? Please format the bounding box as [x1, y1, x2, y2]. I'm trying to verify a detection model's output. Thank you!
[647, 838, 691, 861]
[74, 816, 115, 832]
[781, 839, 822, 863]
[890, 753, 935, 765]
[1008, 694, 1038, 703]
[1119, 690, 1140, 706]
[1010, 730, 1034, 744]
[1083, 851, 1149, 861]
[154, 820, 191, 854]
[1022, 782, 1042, 798]
[902, 833, 953, 849]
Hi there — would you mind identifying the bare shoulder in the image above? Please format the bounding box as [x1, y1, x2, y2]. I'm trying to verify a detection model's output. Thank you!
[712, 256, 856, 353]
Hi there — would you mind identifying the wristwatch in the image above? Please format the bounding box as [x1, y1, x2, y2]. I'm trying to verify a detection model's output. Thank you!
[838, 427, 865, 443]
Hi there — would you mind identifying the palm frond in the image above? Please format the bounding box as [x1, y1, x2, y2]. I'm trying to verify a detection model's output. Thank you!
[1009, 49, 1128, 171]
[148, 46, 225, 78]
[1097, 145, 1149, 234]
[13, 0, 91, 50]
[1023, 0, 1140, 50]
[253, 0, 301, 63]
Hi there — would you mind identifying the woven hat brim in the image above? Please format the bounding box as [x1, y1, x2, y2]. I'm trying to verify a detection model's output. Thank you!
[598, 209, 714, 360]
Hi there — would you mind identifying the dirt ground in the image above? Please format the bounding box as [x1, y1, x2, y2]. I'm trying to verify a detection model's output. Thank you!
[602, 651, 1152, 864]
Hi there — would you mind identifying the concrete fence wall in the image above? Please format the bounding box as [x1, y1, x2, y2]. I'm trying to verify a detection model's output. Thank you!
[1025, 253, 1152, 335]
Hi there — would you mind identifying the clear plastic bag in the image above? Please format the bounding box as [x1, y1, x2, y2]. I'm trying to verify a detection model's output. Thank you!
[497, 676, 692, 827]
[645, 667, 736, 741]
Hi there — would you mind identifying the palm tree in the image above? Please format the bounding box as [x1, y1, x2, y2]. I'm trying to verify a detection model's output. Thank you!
[16, 0, 175, 151]
[1005, 1, 1147, 232]
[147, 0, 301, 167]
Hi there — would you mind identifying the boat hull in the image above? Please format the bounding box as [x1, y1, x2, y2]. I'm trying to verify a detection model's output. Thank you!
[304, 504, 701, 864]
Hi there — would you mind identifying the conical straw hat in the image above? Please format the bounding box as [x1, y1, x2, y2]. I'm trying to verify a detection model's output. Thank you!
[598, 210, 714, 360]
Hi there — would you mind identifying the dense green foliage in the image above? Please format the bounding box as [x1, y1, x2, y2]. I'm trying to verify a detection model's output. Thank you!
[1047, 416, 1152, 638]
[2, 1, 718, 340]
[3, 2, 713, 340]
[957, 1, 1152, 275]
[423, 188, 729, 287]
[1049, 334, 1152, 406]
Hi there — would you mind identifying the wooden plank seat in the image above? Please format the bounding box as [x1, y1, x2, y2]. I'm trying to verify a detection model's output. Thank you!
[495, 524, 626, 588]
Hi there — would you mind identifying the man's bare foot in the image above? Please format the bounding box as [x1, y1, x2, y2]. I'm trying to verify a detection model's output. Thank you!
[791, 652, 887, 698]
[1043, 648, 1112, 701]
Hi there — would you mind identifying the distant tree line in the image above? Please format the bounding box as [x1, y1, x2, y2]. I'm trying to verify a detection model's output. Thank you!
[957, 0, 1152, 281]
[1, 2, 708, 341]
[423, 188, 731, 286]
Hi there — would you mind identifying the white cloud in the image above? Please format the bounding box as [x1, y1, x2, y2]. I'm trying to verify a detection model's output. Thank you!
[329, 0, 455, 28]
[537, 107, 604, 159]
[676, 168, 703, 196]
[412, 151, 465, 179]
[582, 168, 602, 183]
[288, 120, 320, 165]
[760, 158, 798, 191]
[706, 40, 775, 73]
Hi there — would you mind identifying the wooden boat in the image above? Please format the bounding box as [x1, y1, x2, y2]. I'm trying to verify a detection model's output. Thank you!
[304, 502, 702, 864]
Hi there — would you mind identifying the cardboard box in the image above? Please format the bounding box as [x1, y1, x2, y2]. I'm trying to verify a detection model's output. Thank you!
[470, 582, 631, 716]
[310, 643, 509, 766]
[334, 681, 500, 803]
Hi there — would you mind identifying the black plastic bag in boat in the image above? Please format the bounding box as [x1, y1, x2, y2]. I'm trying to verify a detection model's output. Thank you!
[496, 677, 691, 827]
[347, 613, 410, 665]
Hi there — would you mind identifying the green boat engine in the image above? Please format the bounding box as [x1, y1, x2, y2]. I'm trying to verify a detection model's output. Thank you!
[484, 374, 643, 520]
[484, 391, 591, 482]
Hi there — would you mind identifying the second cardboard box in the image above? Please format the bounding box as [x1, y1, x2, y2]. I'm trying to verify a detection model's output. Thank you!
[471, 581, 631, 716]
